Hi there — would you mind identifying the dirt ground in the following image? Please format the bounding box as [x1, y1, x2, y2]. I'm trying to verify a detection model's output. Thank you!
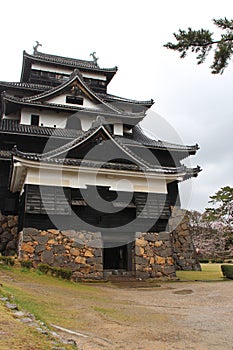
[74, 281, 233, 350]
[0, 269, 233, 350]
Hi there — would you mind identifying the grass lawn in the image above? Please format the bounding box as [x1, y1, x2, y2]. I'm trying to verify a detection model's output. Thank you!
[176, 263, 230, 281]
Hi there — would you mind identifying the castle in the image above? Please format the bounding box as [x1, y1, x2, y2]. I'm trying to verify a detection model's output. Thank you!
[0, 47, 201, 278]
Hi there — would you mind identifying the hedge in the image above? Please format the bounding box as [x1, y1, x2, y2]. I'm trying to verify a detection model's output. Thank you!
[38, 263, 72, 280]
[221, 265, 233, 279]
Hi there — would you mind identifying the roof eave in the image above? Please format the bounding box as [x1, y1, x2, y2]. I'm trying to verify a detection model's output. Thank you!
[3, 97, 144, 122]
[22, 51, 118, 75]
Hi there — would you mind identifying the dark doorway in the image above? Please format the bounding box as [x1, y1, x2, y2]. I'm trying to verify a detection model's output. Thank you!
[103, 243, 132, 271]
[31, 114, 39, 126]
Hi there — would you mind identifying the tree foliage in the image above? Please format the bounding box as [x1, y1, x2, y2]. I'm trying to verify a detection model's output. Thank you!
[202, 186, 233, 231]
[164, 18, 233, 74]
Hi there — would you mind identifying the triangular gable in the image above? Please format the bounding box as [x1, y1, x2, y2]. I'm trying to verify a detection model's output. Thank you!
[20, 69, 122, 115]
[41, 124, 151, 168]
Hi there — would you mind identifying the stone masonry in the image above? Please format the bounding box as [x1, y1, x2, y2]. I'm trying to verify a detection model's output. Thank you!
[0, 213, 18, 255]
[18, 228, 176, 279]
[18, 228, 103, 280]
[1, 207, 201, 278]
[135, 232, 176, 278]
[170, 207, 201, 271]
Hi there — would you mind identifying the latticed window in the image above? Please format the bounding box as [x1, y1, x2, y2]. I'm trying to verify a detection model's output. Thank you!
[25, 185, 71, 215]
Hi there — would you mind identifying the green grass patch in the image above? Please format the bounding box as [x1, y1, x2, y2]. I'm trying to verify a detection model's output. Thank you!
[176, 263, 232, 281]
[0, 265, 111, 330]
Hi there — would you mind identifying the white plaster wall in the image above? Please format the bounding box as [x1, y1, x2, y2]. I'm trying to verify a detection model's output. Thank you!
[82, 72, 106, 81]
[19, 107, 122, 132]
[20, 108, 68, 128]
[113, 123, 123, 136]
[32, 63, 72, 75]
[25, 166, 168, 194]
[48, 94, 103, 111]
[32, 64, 106, 81]
[77, 114, 124, 132]
[2, 113, 20, 120]
[83, 97, 102, 110]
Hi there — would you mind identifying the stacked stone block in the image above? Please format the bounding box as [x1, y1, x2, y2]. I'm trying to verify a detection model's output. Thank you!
[19, 228, 103, 280]
[135, 232, 176, 279]
[0, 213, 18, 255]
[169, 207, 201, 271]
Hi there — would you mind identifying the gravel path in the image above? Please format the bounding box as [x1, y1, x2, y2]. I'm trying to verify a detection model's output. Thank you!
[51, 281, 233, 350]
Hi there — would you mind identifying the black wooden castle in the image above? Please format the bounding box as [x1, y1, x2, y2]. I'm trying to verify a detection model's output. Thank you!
[0, 48, 200, 272]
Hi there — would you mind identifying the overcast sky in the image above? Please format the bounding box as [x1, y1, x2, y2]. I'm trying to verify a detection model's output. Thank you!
[0, 0, 233, 212]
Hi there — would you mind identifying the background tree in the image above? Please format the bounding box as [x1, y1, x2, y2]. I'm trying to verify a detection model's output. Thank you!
[164, 18, 233, 74]
[187, 186, 233, 258]
[202, 186, 233, 231]
[202, 186, 233, 252]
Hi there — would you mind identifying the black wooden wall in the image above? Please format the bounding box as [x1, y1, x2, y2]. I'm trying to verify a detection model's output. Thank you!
[21, 184, 172, 233]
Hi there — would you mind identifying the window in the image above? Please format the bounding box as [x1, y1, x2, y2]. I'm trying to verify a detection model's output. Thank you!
[25, 185, 71, 215]
[66, 96, 83, 105]
[31, 114, 39, 126]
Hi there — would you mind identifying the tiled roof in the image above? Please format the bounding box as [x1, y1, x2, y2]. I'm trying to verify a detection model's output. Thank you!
[98, 93, 154, 106]
[24, 51, 118, 73]
[184, 166, 202, 179]
[11, 123, 201, 178]
[13, 147, 193, 174]
[37, 124, 155, 168]
[3, 94, 144, 121]
[0, 81, 50, 92]
[3, 79, 146, 121]
[0, 119, 82, 138]
[7, 121, 201, 178]
[129, 126, 199, 153]
[0, 120, 199, 153]
[18, 69, 124, 115]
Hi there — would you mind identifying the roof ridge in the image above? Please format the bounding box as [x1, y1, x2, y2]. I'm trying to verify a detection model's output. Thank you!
[34, 51, 98, 66]
[2, 94, 145, 119]
[0, 81, 50, 90]
[0, 119, 82, 138]
[11, 69, 123, 115]
[12, 146, 199, 175]
[13, 124, 150, 168]
[134, 126, 199, 151]
[98, 93, 154, 106]
[24, 51, 118, 72]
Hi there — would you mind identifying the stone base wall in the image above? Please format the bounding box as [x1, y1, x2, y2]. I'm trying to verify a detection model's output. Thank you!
[0, 213, 18, 255]
[169, 208, 201, 271]
[135, 232, 176, 279]
[19, 228, 103, 280]
[0, 208, 201, 278]
[18, 228, 176, 279]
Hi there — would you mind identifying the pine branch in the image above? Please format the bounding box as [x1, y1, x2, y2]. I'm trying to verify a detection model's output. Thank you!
[164, 18, 233, 74]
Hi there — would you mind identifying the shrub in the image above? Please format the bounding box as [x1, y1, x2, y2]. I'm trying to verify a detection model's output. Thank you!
[37, 263, 72, 280]
[0, 256, 15, 266]
[221, 265, 233, 279]
[199, 259, 210, 263]
[38, 263, 50, 274]
[211, 258, 224, 263]
[57, 268, 72, 280]
[20, 260, 33, 269]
